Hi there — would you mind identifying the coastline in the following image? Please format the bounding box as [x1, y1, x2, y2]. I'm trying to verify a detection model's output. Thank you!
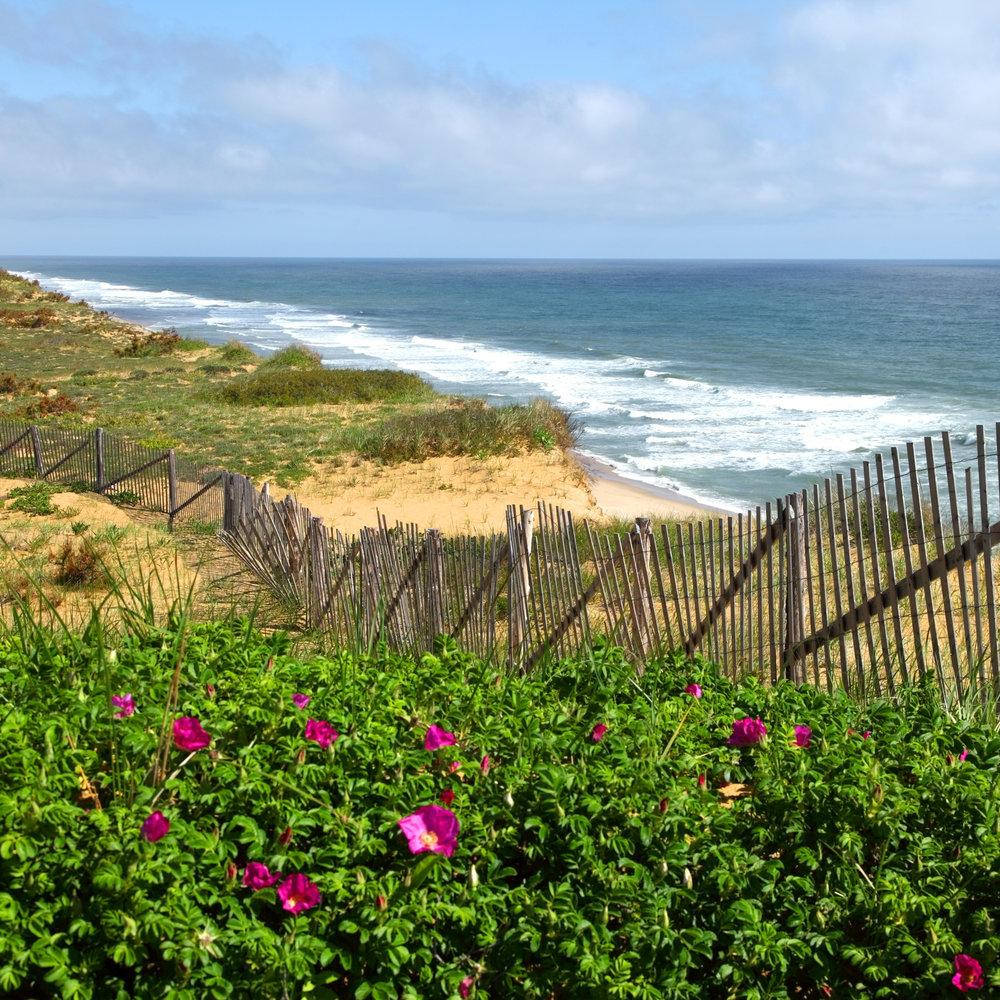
[574, 451, 728, 520]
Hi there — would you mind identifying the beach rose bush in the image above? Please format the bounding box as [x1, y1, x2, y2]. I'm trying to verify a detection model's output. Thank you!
[0, 620, 998, 997]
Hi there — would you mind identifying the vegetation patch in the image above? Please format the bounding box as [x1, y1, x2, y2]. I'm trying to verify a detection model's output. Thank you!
[221, 366, 435, 407]
[51, 537, 108, 588]
[19, 390, 80, 418]
[0, 306, 59, 328]
[112, 329, 207, 357]
[0, 620, 996, 997]
[347, 398, 578, 463]
[4, 481, 57, 515]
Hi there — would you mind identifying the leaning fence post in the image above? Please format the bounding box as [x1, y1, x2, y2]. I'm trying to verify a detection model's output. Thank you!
[167, 449, 178, 529]
[782, 493, 807, 683]
[629, 517, 654, 663]
[507, 507, 535, 666]
[29, 425, 44, 478]
[425, 529, 446, 644]
[94, 427, 105, 492]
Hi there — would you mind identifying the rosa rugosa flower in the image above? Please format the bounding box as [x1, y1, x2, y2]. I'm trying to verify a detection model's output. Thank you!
[398, 804, 460, 857]
[959, 748, 969, 761]
[243, 862, 280, 890]
[276, 873, 321, 914]
[459, 976, 474, 998]
[727, 717, 766, 746]
[793, 724, 812, 748]
[111, 694, 135, 718]
[697, 773, 707, 789]
[952, 953, 984, 992]
[439, 788, 455, 805]
[292, 693, 311, 709]
[424, 724, 457, 751]
[141, 811, 169, 842]
[684, 683, 702, 699]
[480, 754, 491, 776]
[304, 719, 338, 749]
[173, 716, 211, 751]
[590, 723, 608, 742]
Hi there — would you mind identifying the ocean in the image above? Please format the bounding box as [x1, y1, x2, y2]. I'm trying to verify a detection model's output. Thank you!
[4, 257, 998, 510]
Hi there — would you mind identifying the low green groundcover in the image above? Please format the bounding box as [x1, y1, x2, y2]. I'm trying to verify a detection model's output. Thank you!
[1, 622, 997, 998]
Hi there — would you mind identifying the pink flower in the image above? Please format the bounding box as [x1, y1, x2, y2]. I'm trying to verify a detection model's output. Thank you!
[862, 730, 871, 740]
[459, 976, 474, 998]
[276, 873, 321, 914]
[424, 724, 457, 751]
[449, 760, 461, 774]
[793, 725, 812, 749]
[439, 788, 456, 805]
[952, 954, 984, 992]
[959, 748, 969, 762]
[376, 894, 388, 911]
[305, 719, 338, 749]
[173, 716, 211, 751]
[141, 811, 169, 842]
[111, 694, 135, 718]
[684, 683, 702, 699]
[697, 774, 707, 790]
[590, 723, 608, 742]
[727, 717, 767, 747]
[292, 693, 311, 709]
[243, 862, 280, 890]
[480, 754, 491, 776]
[398, 804, 460, 858]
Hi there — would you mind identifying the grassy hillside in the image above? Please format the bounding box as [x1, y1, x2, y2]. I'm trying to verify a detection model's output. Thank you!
[0, 270, 575, 486]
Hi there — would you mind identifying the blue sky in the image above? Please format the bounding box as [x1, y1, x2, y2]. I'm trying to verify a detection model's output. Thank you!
[1, 0, 997, 257]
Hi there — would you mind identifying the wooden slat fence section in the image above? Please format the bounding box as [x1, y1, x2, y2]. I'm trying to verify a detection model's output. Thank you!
[6, 412, 1000, 703]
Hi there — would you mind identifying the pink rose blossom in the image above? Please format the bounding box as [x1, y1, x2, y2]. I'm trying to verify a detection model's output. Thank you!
[243, 862, 280, 890]
[959, 748, 969, 762]
[173, 716, 211, 751]
[292, 693, 311, 709]
[276, 873, 321, 914]
[459, 976, 474, 998]
[862, 730, 871, 740]
[424, 724, 457, 751]
[684, 683, 702, 699]
[793, 725, 812, 749]
[449, 760, 461, 774]
[111, 694, 135, 718]
[952, 953, 984, 992]
[590, 723, 608, 742]
[305, 719, 338, 749]
[398, 804, 460, 858]
[141, 811, 170, 842]
[480, 754, 491, 776]
[727, 717, 767, 747]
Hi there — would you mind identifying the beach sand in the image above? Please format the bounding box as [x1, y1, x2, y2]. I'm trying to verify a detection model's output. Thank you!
[290, 448, 716, 535]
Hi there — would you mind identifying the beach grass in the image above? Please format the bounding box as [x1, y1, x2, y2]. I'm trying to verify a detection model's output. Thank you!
[0, 270, 576, 486]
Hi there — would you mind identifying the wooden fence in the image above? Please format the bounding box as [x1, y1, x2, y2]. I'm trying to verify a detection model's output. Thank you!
[219, 424, 1000, 701]
[0, 418, 224, 527]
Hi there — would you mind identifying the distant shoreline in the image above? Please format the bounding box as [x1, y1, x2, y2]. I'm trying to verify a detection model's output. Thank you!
[573, 451, 727, 520]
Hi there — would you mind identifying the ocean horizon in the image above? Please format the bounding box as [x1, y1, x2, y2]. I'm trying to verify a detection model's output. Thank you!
[4, 256, 999, 511]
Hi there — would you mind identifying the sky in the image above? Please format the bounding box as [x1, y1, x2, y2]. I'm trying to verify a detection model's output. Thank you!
[1, 0, 998, 257]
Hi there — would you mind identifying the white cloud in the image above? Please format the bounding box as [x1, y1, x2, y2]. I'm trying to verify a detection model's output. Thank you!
[1, 0, 999, 230]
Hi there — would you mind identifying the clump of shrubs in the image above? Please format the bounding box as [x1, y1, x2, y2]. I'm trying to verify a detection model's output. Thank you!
[4, 482, 57, 515]
[51, 537, 106, 588]
[0, 306, 58, 328]
[113, 329, 206, 357]
[222, 355, 434, 407]
[19, 391, 79, 417]
[347, 397, 577, 463]
[0, 371, 41, 394]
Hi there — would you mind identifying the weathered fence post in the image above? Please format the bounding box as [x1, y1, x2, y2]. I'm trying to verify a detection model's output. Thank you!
[629, 517, 654, 664]
[94, 427, 105, 492]
[782, 493, 807, 683]
[425, 529, 445, 643]
[167, 449, 178, 529]
[507, 507, 535, 666]
[29, 425, 44, 477]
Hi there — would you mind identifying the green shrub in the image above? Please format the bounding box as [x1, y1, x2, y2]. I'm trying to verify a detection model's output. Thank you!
[1, 620, 997, 998]
[219, 340, 258, 365]
[347, 398, 577, 463]
[221, 366, 435, 407]
[5, 481, 56, 515]
[262, 344, 324, 369]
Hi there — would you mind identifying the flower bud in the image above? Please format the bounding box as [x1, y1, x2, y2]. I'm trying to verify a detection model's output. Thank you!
[278, 825, 293, 846]
[468, 864, 479, 889]
[661, 908, 669, 929]
[504, 791, 514, 808]
[683, 867, 693, 889]
[226, 861, 237, 881]
[204, 683, 216, 699]
[376, 894, 388, 911]
[296, 748, 306, 765]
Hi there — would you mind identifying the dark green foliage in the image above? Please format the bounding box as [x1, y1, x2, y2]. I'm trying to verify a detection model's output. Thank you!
[347, 398, 578, 462]
[4, 481, 56, 515]
[1, 620, 997, 998]
[262, 344, 325, 369]
[221, 366, 435, 407]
